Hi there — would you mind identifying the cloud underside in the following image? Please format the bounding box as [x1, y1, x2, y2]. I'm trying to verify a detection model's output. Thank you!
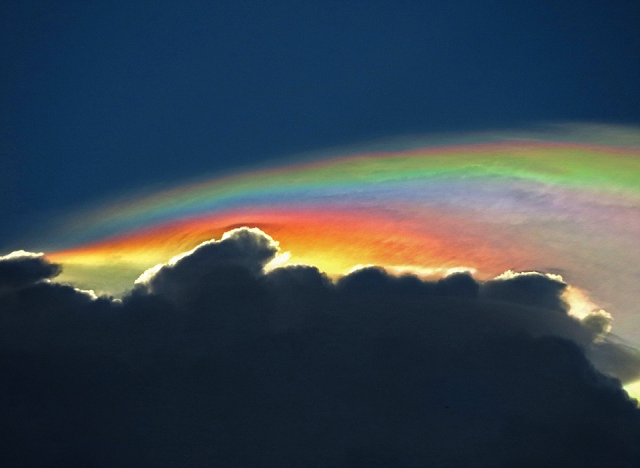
[1, 228, 639, 467]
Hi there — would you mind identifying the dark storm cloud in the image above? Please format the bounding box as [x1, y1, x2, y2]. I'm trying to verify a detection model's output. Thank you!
[335, 266, 479, 299]
[1, 228, 639, 467]
[0, 250, 61, 290]
[480, 271, 569, 313]
[133, 227, 279, 302]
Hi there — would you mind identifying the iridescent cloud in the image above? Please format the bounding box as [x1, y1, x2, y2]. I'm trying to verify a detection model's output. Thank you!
[42, 125, 640, 342]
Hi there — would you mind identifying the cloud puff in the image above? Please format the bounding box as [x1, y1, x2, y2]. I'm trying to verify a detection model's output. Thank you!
[0, 250, 61, 291]
[1, 228, 639, 467]
[481, 270, 569, 313]
[134, 227, 278, 299]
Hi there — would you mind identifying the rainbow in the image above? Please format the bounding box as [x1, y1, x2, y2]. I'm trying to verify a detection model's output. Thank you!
[42, 127, 640, 340]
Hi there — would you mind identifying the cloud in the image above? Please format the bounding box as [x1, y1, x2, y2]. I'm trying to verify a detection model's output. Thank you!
[133, 227, 279, 300]
[1, 228, 639, 467]
[481, 270, 569, 313]
[0, 250, 61, 291]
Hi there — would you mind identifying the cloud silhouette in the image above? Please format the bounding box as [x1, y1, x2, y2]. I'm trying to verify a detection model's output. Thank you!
[0, 250, 61, 290]
[480, 270, 569, 313]
[1, 228, 639, 467]
[134, 227, 279, 296]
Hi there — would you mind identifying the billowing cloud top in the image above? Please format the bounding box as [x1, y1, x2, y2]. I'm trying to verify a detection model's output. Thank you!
[134, 227, 279, 299]
[0, 250, 61, 290]
[1, 228, 639, 467]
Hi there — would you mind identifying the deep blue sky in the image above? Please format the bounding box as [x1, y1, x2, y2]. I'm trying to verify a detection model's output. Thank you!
[1, 0, 639, 247]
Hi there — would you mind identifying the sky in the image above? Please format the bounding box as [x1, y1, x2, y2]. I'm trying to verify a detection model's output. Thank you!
[1, 1, 640, 466]
[2, 0, 639, 243]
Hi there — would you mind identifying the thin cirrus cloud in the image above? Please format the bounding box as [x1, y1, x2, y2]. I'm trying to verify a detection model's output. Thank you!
[1, 227, 639, 467]
[41, 124, 640, 344]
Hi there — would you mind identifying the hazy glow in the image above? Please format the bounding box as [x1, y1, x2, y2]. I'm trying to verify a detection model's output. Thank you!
[564, 285, 609, 319]
[624, 381, 640, 405]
